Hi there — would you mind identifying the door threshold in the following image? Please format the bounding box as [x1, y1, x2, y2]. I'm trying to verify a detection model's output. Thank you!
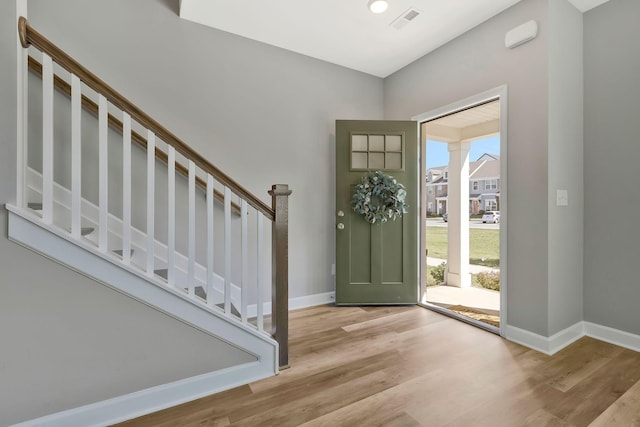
[418, 302, 500, 335]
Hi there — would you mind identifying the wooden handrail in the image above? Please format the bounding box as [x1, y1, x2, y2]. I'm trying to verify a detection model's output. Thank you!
[19, 17, 274, 221]
[27, 56, 241, 216]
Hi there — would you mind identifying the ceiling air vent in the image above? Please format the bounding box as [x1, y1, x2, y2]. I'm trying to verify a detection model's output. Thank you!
[390, 7, 421, 30]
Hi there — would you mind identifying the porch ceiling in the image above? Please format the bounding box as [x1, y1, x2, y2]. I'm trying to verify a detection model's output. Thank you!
[424, 100, 500, 143]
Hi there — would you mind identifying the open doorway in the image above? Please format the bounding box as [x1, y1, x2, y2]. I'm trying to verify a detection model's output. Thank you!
[414, 88, 507, 335]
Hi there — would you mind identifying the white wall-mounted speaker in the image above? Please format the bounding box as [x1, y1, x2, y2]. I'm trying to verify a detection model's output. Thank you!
[505, 20, 538, 49]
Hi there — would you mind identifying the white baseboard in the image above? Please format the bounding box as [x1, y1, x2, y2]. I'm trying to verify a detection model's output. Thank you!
[9, 361, 270, 427]
[290, 291, 336, 310]
[505, 322, 584, 355]
[247, 291, 335, 318]
[584, 321, 640, 353]
[547, 322, 587, 354]
[506, 321, 640, 356]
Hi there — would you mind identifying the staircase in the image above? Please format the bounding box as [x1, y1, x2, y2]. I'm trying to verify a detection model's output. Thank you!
[7, 17, 291, 426]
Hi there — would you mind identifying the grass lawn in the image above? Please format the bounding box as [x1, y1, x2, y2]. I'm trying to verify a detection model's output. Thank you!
[426, 226, 500, 268]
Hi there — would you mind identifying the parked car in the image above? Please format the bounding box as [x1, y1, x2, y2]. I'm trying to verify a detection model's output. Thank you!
[442, 213, 447, 222]
[482, 211, 500, 223]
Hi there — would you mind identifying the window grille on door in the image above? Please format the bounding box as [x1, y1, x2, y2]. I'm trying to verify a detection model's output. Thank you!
[350, 133, 404, 171]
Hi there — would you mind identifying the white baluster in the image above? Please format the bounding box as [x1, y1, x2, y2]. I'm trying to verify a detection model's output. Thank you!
[257, 212, 264, 332]
[188, 160, 196, 297]
[241, 200, 248, 323]
[16, 13, 28, 210]
[224, 186, 232, 316]
[167, 146, 176, 287]
[146, 131, 155, 276]
[70, 74, 82, 238]
[98, 94, 108, 252]
[122, 112, 132, 265]
[41, 53, 54, 225]
[207, 174, 215, 307]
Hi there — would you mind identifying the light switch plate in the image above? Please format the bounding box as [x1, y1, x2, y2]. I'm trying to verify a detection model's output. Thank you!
[556, 189, 568, 206]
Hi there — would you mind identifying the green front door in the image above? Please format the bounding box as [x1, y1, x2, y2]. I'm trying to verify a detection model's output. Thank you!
[335, 120, 418, 304]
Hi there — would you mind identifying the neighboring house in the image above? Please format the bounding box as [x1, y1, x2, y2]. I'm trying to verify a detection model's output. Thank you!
[469, 153, 500, 214]
[2, 0, 640, 425]
[425, 168, 447, 215]
[426, 153, 500, 215]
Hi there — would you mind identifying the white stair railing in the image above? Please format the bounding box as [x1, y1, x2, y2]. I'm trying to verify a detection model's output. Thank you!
[17, 17, 291, 366]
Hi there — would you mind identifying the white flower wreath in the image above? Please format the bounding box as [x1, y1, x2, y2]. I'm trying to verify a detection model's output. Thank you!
[351, 171, 408, 224]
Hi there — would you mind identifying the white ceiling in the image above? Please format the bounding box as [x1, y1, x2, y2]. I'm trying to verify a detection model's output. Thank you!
[179, 0, 610, 78]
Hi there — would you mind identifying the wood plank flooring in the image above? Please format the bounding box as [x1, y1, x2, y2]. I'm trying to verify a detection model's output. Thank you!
[115, 305, 640, 426]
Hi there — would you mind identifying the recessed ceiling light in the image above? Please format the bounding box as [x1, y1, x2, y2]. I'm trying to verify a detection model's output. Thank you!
[368, 0, 389, 14]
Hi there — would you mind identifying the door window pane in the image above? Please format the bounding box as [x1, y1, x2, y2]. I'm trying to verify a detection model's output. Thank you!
[352, 135, 368, 151]
[369, 135, 385, 151]
[369, 152, 385, 169]
[386, 135, 402, 152]
[351, 152, 368, 169]
[385, 152, 402, 170]
[350, 133, 404, 171]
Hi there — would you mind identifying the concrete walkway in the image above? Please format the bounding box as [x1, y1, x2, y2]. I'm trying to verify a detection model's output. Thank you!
[425, 257, 501, 315]
[426, 285, 500, 313]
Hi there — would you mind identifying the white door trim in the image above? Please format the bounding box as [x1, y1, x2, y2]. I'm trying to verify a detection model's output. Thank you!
[412, 85, 508, 337]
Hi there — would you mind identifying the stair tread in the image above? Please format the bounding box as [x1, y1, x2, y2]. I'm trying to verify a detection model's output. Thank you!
[194, 286, 207, 300]
[67, 227, 95, 236]
[216, 301, 241, 318]
[80, 227, 95, 236]
[28, 202, 43, 210]
[113, 249, 135, 256]
[152, 271, 249, 328]
[181, 285, 208, 301]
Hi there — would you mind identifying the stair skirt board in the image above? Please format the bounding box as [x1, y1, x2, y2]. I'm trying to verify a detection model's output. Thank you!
[152, 268, 239, 313]
[24, 166, 246, 312]
[6, 205, 277, 362]
[6, 205, 278, 424]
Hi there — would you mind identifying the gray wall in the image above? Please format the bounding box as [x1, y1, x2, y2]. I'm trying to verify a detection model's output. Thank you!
[384, 0, 550, 335]
[0, 247, 256, 425]
[1, 0, 383, 423]
[547, 0, 584, 335]
[0, 0, 18, 207]
[584, 0, 640, 334]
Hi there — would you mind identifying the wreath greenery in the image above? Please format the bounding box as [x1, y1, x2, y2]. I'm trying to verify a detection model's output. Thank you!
[351, 171, 408, 224]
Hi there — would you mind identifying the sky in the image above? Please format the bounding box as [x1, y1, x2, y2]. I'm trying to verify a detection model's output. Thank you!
[426, 135, 500, 168]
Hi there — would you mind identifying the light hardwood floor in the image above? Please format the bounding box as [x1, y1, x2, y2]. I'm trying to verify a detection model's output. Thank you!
[116, 305, 640, 426]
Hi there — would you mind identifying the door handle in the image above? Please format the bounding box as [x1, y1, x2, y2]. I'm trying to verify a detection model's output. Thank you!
[337, 223, 345, 230]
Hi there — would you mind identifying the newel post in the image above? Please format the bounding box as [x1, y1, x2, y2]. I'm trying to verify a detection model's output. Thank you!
[269, 184, 292, 369]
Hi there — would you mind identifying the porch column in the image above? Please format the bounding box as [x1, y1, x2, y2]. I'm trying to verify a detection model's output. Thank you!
[446, 141, 471, 288]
